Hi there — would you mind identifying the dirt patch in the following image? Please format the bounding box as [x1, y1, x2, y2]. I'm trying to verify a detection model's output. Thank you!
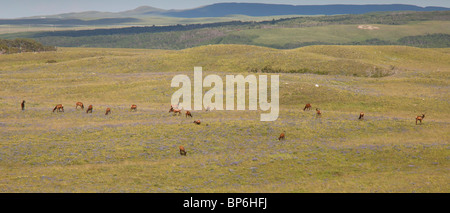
[358, 25, 380, 30]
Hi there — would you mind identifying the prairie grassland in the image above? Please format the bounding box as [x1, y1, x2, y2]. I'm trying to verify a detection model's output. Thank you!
[232, 21, 450, 45]
[0, 45, 448, 192]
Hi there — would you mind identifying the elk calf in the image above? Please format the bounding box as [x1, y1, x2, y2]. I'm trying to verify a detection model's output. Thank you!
[193, 120, 201, 125]
[179, 146, 187, 156]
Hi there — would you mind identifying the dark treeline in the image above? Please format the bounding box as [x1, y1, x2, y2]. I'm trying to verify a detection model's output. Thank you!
[261, 34, 450, 49]
[397, 33, 450, 48]
[30, 21, 251, 38]
[0, 38, 56, 54]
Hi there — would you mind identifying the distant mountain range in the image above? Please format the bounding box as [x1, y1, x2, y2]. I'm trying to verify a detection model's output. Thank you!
[21, 3, 450, 18]
[160, 3, 450, 18]
[1, 3, 448, 25]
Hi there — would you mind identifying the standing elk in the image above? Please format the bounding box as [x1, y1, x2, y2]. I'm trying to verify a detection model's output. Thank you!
[278, 131, 285, 140]
[53, 104, 64, 112]
[86, 105, 93, 113]
[304, 103, 312, 111]
[76, 102, 84, 110]
[186, 111, 192, 118]
[416, 114, 425, 125]
[130, 104, 137, 111]
[21, 100, 25, 111]
[359, 112, 365, 120]
[179, 145, 187, 156]
[193, 120, 201, 125]
[105, 108, 111, 115]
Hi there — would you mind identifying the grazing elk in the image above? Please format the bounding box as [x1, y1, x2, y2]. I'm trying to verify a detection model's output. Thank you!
[179, 145, 187, 156]
[169, 105, 181, 115]
[416, 114, 425, 125]
[105, 108, 111, 115]
[193, 120, 201, 125]
[75, 102, 84, 110]
[185, 111, 192, 118]
[359, 112, 365, 120]
[278, 131, 285, 141]
[53, 104, 64, 112]
[86, 105, 93, 113]
[21, 100, 25, 111]
[304, 103, 312, 111]
[316, 108, 322, 117]
[130, 104, 137, 111]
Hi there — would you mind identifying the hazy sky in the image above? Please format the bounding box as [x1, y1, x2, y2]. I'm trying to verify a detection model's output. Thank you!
[1, 0, 449, 18]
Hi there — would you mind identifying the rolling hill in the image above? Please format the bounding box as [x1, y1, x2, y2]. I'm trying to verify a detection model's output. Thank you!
[0, 44, 448, 192]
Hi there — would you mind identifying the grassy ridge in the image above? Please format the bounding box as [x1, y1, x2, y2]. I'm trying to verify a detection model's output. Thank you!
[0, 45, 449, 192]
[3, 44, 446, 77]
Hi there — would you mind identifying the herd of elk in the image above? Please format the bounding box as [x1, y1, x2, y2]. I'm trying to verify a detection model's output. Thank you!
[21, 99, 430, 157]
[76, 102, 84, 110]
[86, 105, 93, 113]
[53, 104, 64, 112]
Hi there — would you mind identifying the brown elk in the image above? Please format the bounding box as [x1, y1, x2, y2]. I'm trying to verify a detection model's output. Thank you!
[169, 105, 181, 115]
[416, 114, 425, 125]
[304, 103, 312, 111]
[359, 112, 365, 120]
[75, 102, 84, 110]
[105, 108, 111, 115]
[130, 104, 137, 111]
[179, 145, 187, 156]
[53, 104, 64, 112]
[278, 131, 285, 140]
[186, 111, 192, 118]
[21, 100, 25, 111]
[86, 105, 93, 113]
[193, 120, 201, 125]
[316, 108, 322, 117]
